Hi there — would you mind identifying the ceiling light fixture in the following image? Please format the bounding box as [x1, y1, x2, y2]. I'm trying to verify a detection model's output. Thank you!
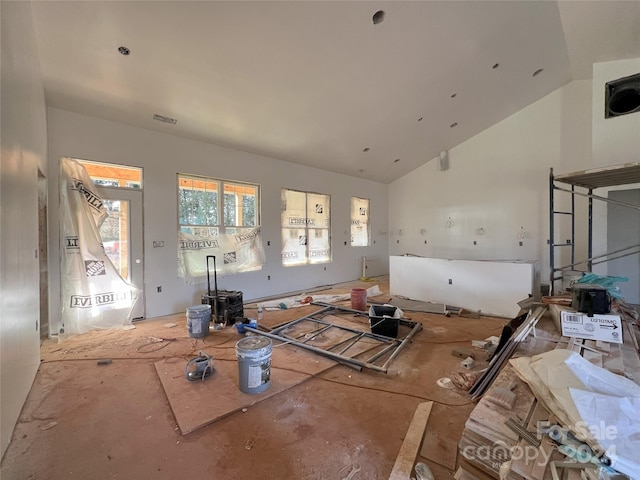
[450, 122, 458, 128]
[532, 68, 544, 77]
[118, 46, 131, 56]
[153, 114, 177, 125]
[492, 63, 500, 69]
[372, 10, 385, 25]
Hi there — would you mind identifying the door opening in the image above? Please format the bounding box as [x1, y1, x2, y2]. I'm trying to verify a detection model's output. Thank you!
[38, 170, 49, 338]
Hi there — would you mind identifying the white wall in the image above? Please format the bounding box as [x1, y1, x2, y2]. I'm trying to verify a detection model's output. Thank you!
[0, 1, 48, 458]
[590, 58, 640, 278]
[47, 109, 389, 325]
[389, 80, 593, 289]
[592, 58, 640, 167]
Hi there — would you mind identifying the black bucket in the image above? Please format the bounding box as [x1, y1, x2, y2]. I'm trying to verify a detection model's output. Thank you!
[368, 305, 400, 338]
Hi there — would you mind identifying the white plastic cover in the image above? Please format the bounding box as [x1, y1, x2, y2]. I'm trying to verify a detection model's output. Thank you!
[178, 227, 265, 284]
[59, 158, 139, 337]
[511, 349, 640, 479]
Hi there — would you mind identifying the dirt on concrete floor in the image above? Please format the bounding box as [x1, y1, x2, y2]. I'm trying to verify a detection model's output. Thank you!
[1, 279, 507, 479]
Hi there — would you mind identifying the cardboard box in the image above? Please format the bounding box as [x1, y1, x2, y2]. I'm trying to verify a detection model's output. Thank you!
[560, 311, 623, 344]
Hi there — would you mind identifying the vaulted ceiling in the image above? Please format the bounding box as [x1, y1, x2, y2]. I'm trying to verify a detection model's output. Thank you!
[30, 1, 640, 183]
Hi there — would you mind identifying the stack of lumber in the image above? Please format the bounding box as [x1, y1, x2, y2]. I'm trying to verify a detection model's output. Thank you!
[457, 311, 640, 480]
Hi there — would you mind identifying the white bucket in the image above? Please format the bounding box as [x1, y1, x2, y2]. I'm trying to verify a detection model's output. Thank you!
[235, 337, 272, 394]
[186, 304, 211, 338]
[562, 270, 583, 290]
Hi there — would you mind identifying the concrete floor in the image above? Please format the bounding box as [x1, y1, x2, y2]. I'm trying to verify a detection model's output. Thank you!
[1, 278, 507, 479]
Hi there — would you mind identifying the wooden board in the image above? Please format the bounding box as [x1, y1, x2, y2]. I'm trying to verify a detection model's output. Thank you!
[154, 344, 336, 435]
[389, 401, 433, 480]
[419, 404, 459, 470]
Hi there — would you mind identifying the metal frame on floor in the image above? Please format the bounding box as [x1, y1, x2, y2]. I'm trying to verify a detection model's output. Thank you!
[243, 302, 423, 374]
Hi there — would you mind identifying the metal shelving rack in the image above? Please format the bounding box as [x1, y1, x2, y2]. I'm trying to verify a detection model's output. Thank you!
[549, 162, 640, 295]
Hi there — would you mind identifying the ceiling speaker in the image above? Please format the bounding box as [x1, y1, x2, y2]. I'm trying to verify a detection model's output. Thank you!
[438, 151, 449, 171]
[605, 72, 640, 119]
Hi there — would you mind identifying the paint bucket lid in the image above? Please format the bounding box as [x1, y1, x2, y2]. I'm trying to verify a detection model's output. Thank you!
[187, 304, 211, 313]
[236, 336, 271, 351]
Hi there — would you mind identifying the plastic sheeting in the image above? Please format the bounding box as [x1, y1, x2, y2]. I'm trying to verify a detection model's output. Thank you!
[178, 227, 265, 284]
[59, 158, 139, 338]
[576, 273, 628, 299]
[511, 349, 640, 479]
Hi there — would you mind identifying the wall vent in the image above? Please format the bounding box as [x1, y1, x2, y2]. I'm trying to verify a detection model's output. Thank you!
[605, 72, 640, 119]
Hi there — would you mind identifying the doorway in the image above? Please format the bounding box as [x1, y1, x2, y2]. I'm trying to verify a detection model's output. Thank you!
[38, 170, 48, 338]
[97, 187, 145, 320]
[607, 189, 640, 305]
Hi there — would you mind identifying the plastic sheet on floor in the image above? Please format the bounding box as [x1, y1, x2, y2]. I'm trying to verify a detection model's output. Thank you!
[511, 349, 640, 479]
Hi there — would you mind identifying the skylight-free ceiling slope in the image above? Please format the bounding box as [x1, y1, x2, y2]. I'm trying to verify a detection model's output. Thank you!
[30, 1, 638, 183]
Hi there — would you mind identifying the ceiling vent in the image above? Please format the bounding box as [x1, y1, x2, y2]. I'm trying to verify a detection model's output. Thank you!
[153, 114, 177, 124]
[605, 72, 640, 119]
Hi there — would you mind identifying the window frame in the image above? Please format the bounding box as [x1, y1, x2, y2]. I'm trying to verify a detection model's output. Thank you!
[281, 188, 331, 267]
[177, 173, 260, 235]
[74, 158, 143, 190]
[350, 196, 370, 247]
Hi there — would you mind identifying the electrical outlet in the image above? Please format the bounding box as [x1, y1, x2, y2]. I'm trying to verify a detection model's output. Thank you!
[153, 240, 164, 248]
[473, 240, 477, 245]
[324, 266, 326, 271]
[268, 275, 271, 280]
[448, 279, 453, 285]
[519, 241, 523, 246]
[267, 241, 270, 246]
[344, 241, 347, 246]
[424, 240, 427, 244]
[157, 286, 162, 293]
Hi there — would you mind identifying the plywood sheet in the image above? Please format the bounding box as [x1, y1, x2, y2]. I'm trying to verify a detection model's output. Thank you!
[420, 403, 458, 470]
[155, 344, 336, 435]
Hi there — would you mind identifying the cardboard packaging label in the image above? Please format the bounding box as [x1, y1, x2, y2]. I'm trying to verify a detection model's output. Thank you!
[561, 311, 623, 344]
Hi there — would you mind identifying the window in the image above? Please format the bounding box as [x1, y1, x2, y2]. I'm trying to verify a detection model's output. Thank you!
[75, 159, 142, 189]
[281, 188, 330, 266]
[351, 197, 370, 246]
[178, 174, 262, 280]
[178, 174, 259, 235]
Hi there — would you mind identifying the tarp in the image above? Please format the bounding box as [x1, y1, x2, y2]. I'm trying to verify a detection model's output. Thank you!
[178, 227, 265, 284]
[511, 349, 640, 478]
[59, 158, 139, 337]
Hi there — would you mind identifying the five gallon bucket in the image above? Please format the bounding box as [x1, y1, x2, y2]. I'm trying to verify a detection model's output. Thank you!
[351, 288, 368, 311]
[562, 270, 584, 291]
[236, 337, 272, 394]
[186, 304, 211, 338]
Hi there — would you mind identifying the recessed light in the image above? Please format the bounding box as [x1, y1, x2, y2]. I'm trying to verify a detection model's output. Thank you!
[533, 68, 544, 77]
[118, 46, 131, 56]
[393, 158, 400, 163]
[363, 147, 370, 152]
[451, 93, 457, 98]
[450, 122, 458, 128]
[492, 63, 500, 69]
[417, 117, 423, 122]
[372, 10, 385, 25]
